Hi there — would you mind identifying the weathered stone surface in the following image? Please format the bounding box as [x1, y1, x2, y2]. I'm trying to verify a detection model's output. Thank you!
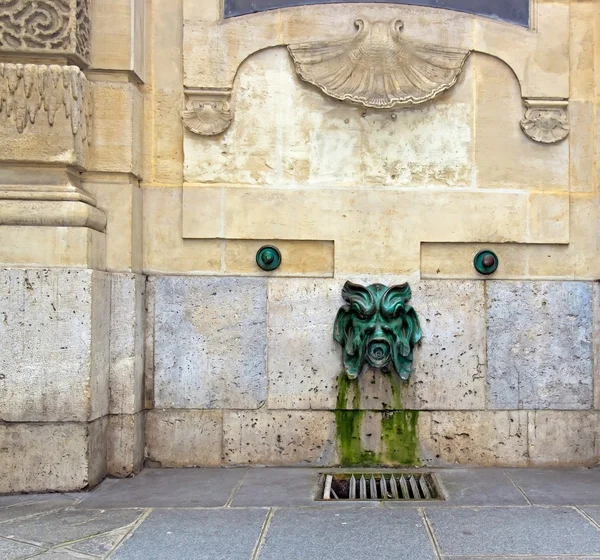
[223, 410, 336, 466]
[0, 419, 106, 494]
[0, 269, 110, 422]
[419, 411, 528, 466]
[145, 409, 222, 467]
[90, 0, 145, 79]
[408, 281, 486, 409]
[267, 279, 341, 410]
[88, 81, 143, 177]
[109, 273, 145, 414]
[267, 279, 485, 411]
[184, 49, 473, 187]
[486, 282, 594, 410]
[107, 412, 145, 477]
[528, 411, 599, 467]
[84, 173, 143, 273]
[153, 276, 267, 409]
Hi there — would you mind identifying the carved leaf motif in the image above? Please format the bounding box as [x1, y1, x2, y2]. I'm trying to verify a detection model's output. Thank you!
[0, 62, 91, 138]
[288, 19, 470, 109]
[182, 100, 232, 136]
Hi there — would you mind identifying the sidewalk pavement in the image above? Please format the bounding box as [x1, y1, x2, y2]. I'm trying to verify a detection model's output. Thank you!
[1, 467, 600, 559]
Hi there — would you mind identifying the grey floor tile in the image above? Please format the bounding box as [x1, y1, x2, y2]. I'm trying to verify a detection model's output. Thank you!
[384, 468, 529, 507]
[508, 468, 600, 505]
[442, 557, 600, 560]
[77, 468, 247, 508]
[0, 499, 75, 524]
[257, 508, 435, 560]
[0, 508, 143, 547]
[232, 468, 322, 507]
[112, 508, 268, 560]
[26, 552, 96, 559]
[427, 506, 600, 556]
[582, 506, 600, 526]
[66, 526, 131, 556]
[0, 537, 43, 560]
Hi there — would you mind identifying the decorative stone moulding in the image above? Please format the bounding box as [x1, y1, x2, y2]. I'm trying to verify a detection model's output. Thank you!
[182, 89, 233, 136]
[334, 281, 422, 380]
[0, 63, 92, 140]
[288, 19, 470, 109]
[520, 99, 570, 144]
[184, 3, 570, 140]
[0, 0, 91, 66]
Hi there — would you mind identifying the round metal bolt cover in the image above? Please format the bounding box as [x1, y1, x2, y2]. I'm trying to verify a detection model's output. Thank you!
[256, 245, 282, 271]
[473, 250, 499, 275]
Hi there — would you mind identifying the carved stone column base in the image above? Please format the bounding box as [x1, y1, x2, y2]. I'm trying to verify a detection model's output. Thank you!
[0, 165, 106, 231]
[520, 99, 569, 144]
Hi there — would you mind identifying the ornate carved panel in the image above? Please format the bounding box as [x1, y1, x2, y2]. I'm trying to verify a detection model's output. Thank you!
[0, 0, 91, 64]
[183, 3, 570, 142]
[0, 63, 92, 140]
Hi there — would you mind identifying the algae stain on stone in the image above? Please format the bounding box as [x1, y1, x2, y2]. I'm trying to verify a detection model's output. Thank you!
[381, 410, 420, 465]
[335, 371, 420, 467]
[335, 372, 380, 466]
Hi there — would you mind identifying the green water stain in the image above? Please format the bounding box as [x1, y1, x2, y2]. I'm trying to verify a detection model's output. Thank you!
[335, 371, 420, 466]
[381, 410, 420, 465]
[388, 371, 404, 410]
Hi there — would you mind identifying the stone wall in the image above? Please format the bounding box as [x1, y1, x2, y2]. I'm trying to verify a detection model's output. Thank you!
[0, 0, 599, 492]
[144, 277, 599, 468]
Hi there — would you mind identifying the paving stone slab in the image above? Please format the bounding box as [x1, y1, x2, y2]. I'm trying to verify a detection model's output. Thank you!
[77, 468, 247, 508]
[66, 526, 131, 556]
[508, 468, 600, 505]
[231, 468, 382, 507]
[0, 508, 143, 547]
[0, 498, 76, 524]
[384, 469, 529, 507]
[427, 506, 600, 556]
[231, 468, 321, 506]
[28, 552, 97, 559]
[582, 507, 600, 525]
[0, 537, 43, 560]
[257, 508, 436, 560]
[442, 557, 600, 560]
[112, 509, 268, 560]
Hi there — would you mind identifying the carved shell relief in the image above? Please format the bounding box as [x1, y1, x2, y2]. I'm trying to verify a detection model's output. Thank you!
[520, 99, 569, 144]
[182, 89, 233, 136]
[288, 19, 470, 109]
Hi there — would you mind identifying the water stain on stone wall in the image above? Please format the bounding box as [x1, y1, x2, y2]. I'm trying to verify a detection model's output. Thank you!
[335, 372, 420, 466]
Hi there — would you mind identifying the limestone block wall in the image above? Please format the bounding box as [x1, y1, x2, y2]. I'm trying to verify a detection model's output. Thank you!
[144, 277, 599, 468]
[0, 0, 599, 492]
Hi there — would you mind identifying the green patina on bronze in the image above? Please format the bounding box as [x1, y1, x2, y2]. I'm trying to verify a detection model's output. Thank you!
[335, 372, 420, 466]
[333, 281, 422, 380]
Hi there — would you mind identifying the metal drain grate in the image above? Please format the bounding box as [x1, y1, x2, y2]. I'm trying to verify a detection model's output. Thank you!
[318, 472, 445, 501]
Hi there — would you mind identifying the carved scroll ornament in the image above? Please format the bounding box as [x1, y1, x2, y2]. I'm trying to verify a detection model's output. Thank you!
[182, 89, 233, 136]
[288, 19, 470, 109]
[520, 99, 569, 144]
[0, 0, 91, 63]
[0, 63, 91, 139]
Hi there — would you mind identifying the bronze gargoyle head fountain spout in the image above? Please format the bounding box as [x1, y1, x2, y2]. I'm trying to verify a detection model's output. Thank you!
[333, 281, 422, 380]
